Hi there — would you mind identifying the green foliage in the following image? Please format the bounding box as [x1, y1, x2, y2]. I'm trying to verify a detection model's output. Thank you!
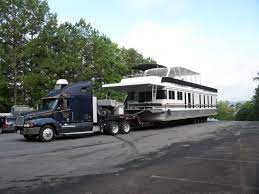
[0, 0, 53, 107]
[235, 84, 259, 121]
[252, 84, 259, 120]
[0, 0, 156, 111]
[215, 101, 235, 121]
[235, 101, 255, 121]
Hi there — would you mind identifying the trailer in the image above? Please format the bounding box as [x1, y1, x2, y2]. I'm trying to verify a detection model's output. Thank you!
[16, 81, 141, 142]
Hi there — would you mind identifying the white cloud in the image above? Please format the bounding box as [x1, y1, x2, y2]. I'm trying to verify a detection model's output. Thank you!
[118, 22, 258, 101]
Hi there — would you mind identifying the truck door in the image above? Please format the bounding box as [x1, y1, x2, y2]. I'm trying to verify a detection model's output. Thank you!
[59, 83, 93, 134]
[53, 98, 73, 133]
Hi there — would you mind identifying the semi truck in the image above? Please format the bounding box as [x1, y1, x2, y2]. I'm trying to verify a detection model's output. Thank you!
[16, 80, 139, 142]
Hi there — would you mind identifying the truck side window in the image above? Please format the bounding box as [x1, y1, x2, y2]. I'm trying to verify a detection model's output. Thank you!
[58, 99, 64, 110]
[81, 87, 89, 93]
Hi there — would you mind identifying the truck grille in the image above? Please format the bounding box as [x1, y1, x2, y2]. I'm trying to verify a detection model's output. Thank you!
[16, 116, 25, 127]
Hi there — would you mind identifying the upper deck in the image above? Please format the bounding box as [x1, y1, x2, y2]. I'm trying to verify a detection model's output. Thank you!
[103, 64, 217, 93]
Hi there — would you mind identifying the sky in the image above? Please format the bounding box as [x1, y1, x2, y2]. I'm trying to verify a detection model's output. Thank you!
[47, 0, 259, 101]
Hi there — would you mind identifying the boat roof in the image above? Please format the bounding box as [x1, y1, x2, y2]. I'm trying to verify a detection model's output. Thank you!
[102, 65, 216, 92]
[168, 66, 199, 76]
[132, 65, 200, 77]
[132, 64, 166, 71]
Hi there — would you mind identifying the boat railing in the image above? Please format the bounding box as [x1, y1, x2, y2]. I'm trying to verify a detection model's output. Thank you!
[123, 73, 144, 78]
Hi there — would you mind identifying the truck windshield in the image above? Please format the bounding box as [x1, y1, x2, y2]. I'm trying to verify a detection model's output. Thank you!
[41, 98, 58, 110]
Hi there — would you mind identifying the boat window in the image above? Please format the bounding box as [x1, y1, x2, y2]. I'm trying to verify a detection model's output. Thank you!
[128, 92, 135, 100]
[139, 92, 145, 102]
[146, 91, 152, 101]
[139, 91, 152, 102]
[144, 68, 168, 77]
[177, 92, 183, 100]
[169, 91, 175, 99]
[156, 90, 167, 99]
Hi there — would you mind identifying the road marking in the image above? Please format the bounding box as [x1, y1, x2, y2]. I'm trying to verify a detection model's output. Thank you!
[185, 157, 259, 164]
[151, 175, 259, 190]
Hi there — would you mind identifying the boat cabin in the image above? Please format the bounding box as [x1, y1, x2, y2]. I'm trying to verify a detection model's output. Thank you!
[103, 64, 217, 114]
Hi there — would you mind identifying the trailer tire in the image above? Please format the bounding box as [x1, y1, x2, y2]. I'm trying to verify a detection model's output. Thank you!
[119, 121, 131, 134]
[39, 125, 55, 142]
[106, 121, 119, 136]
[203, 117, 208, 122]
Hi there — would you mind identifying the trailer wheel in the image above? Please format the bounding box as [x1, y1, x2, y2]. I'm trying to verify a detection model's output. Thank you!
[203, 117, 208, 122]
[23, 135, 37, 141]
[39, 125, 55, 142]
[106, 121, 119, 135]
[119, 121, 131, 134]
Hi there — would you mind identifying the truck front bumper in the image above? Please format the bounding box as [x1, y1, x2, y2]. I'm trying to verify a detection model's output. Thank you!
[21, 127, 41, 135]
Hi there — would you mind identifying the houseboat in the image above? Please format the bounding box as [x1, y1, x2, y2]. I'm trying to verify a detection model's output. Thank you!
[102, 64, 217, 123]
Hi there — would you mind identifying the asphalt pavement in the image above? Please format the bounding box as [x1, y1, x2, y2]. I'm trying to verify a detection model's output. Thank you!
[0, 121, 259, 194]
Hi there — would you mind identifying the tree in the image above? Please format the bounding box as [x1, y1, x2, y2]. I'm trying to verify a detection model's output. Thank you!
[215, 101, 235, 120]
[91, 32, 127, 99]
[121, 47, 156, 73]
[0, 0, 156, 110]
[235, 101, 255, 121]
[252, 84, 259, 120]
[0, 0, 52, 106]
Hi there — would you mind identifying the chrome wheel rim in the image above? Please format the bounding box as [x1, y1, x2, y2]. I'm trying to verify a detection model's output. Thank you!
[111, 124, 119, 134]
[43, 128, 53, 140]
[123, 123, 130, 133]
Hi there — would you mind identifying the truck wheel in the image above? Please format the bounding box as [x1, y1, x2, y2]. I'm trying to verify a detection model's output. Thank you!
[119, 121, 131, 134]
[39, 125, 55, 142]
[24, 135, 37, 141]
[107, 121, 119, 135]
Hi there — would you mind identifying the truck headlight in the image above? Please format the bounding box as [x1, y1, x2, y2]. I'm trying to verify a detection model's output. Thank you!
[23, 122, 35, 128]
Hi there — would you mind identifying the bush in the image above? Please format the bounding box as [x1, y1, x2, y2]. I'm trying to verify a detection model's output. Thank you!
[235, 101, 255, 121]
[215, 101, 235, 120]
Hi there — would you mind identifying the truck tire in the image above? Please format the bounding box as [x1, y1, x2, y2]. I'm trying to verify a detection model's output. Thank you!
[106, 121, 119, 136]
[39, 125, 55, 142]
[119, 121, 131, 134]
[24, 135, 37, 141]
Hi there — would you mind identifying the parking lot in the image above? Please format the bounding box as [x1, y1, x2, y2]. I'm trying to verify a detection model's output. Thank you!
[1, 121, 259, 194]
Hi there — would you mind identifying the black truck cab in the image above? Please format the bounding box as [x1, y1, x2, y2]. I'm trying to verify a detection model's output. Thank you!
[17, 81, 95, 141]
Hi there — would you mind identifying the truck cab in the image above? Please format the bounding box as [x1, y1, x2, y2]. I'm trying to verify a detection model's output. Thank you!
[17, 81, 95, 141]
